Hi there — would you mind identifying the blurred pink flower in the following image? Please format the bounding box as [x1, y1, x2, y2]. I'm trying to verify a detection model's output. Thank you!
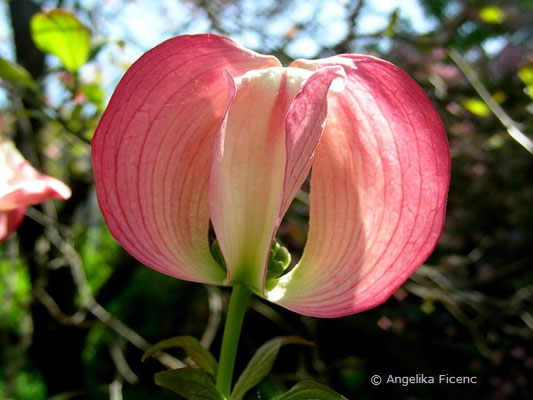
[430, 63, 462, 85]
[92, 34, 450, 317]
[0, 141, 71, 242]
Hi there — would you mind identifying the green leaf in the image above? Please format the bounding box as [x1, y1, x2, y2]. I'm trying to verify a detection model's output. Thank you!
[487, 134, 505, 149]
[154, 368, 223, 400]
[479, 6, 506, 24]
[518, 66, 533, 100]
[87, 40, 110, 62]
[518, 66, 533, 85]
[230, 337, 313, 400]
[80, 83, 105, 110]
[270, 381, 347, 400]
[384, 9, 399, 38]
[0, 58, 38, 91]
[462, 98, 490, 117]
[142, 335, 218, 377]
[30, 9, 91, 72]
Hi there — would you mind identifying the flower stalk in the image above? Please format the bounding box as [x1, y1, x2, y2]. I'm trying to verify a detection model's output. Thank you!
[216, 285, 251, 398]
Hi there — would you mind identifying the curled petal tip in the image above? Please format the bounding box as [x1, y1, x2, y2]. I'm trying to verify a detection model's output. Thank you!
[0, 141, 71, 242]
[272, 55, 450, 318]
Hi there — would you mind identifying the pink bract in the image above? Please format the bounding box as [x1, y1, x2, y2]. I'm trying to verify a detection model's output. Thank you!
[91, 34, 450, 318]
[0, 141, 71, 242]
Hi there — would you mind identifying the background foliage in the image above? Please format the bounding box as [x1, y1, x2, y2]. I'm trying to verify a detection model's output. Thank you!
[1, 0, 532, 399]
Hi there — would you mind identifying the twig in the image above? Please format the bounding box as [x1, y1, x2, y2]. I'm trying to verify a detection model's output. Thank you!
[200, 285, 223, 350]
[109, 337, 139, 384]
[109, 379, 123, 400]
[33, 286, 90, 327]
[26, 206, 185, 370]
[404, 279, 492, 358]
[448, 48, 533, 156]
[333, 0, 365, 54]
[88, 300, 183, 369]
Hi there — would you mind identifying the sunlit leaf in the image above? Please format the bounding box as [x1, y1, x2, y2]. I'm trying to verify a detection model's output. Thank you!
[487, 134, 505, 149]
[384, 9, 399, 38]
[479, 6, 506, 24]
[518, 66, 533, 85]
[0, 253, 32, 335]
[79, 223, 117, 293]
[492, 91, 507, 104]
[462, 98, 490, 117]
[270, 381, 347, 400]
[30, 9, 90, 72]
[421, 297, 436, 314]
[0, 58, 38, 91]
[12, 370, 47, 400]
[88, 40, 109, 62]
[80, 83, 105, 110]
[230, 337, 313, 400]
[518, 66, 533, 100]
[154, 368, 223, 400]
[142, 335, 218, 377]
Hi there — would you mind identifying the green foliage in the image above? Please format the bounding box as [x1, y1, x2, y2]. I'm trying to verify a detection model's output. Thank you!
[479, 6, 507, 24]
[78, 222, 119, 294]
[270, 381, 347, 400]
[0, 370, 46, 400]
[230, 337, 313, 400]
[105, 267, 193, 339]
[142, 335, 218, 377]
[0, 58, 37, 91]
[154, 368, 223, 400]
[518, 66, 533, 86]
[384, 9, 399, 38]
[336, 357, 366, 393]
[80, 83, 105, 112]
[82, 323, 107, 366]
[518, 65, 533, 100]
[30, 9, 91, 72]
[462, 98, 491, 117]
[0, 252, 32, 335]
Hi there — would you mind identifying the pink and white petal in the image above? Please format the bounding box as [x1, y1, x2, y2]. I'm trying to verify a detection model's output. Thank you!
[91, 34, 280, 284]
[0, 142, 71, 211]
[0, 207, 26, 243]
[270, 55, 450, 317]
[280, 66, 346, 218]
[210, 67, 343, 293]
[0, 162, 71, 210]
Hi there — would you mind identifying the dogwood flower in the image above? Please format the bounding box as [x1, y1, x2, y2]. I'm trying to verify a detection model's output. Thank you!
[0, 141, 71, 242]
[92, 34, 450, 318]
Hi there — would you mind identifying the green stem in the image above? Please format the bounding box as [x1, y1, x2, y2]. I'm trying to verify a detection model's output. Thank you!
[216, 285, 251, 398]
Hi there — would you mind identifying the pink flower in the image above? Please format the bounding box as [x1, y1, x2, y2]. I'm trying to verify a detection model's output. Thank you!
[92, 34, 450, 317]
[0, 141, 71, 242]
